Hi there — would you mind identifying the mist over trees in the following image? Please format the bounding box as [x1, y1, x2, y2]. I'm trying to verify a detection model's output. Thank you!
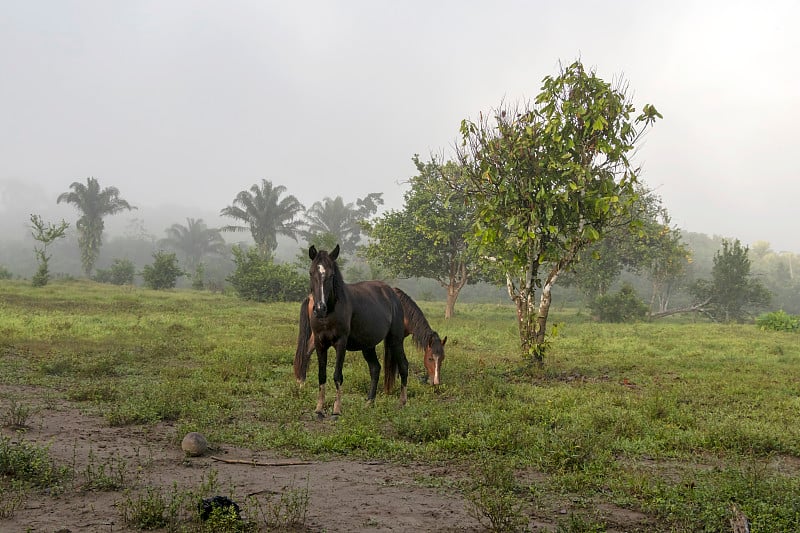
[1, 173, 797, 317]
[1, 59, 798, 343]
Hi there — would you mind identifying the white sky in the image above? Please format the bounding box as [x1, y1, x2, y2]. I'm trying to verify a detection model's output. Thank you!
[1, 1, 798, 252]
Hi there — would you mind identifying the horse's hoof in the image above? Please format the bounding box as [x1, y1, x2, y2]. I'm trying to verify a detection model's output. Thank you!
[331, 413, 341, 421]
[315, 411, 325, 421]
[365, 398, 375, 407]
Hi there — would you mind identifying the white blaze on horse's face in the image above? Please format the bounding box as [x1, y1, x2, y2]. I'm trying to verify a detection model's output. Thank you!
[313, 263, 330, 318]
[317, 264, 326, 303]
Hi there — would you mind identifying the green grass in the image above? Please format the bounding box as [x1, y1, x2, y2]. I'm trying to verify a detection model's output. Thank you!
[2, 279, 800, 530]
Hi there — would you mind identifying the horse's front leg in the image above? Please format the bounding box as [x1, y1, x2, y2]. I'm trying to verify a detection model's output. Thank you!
[361, 346, 381, 404]
[332, 341, 347, 417]
[315, 346, 328, 419]
[397, 346, 409, 407]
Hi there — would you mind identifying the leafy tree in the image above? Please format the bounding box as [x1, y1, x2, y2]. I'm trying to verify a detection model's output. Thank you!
[56, 177, 136, 276]
[227, 246, 306, 302]
[364, 157, 478, 318]
[160, 218, 226, 271]
[93, 258, 136, 285]
[454, 60, 661, 361]
[301, 193, 383, 255]
[690, 239, 771, 322]
[563, 185, 690, 313]
[220, 179, 304, 258]
[141, 251, 185, 290]
[642, 221, 690, 314]
[590, 282, 649, 322]
[749, 243, 800, 314]
[29, 214, 69, 287]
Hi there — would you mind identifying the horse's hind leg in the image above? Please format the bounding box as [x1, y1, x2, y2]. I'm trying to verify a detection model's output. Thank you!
[361, 346, 381, 404]
[332, 343, 347, 417]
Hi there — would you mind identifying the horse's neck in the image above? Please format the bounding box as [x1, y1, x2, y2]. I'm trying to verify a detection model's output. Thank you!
[329, 274, 348, 308]
[410, 319, 435, 348]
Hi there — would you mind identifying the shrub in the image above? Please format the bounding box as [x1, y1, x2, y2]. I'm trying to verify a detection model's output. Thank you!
[227, 246, 306, 302]
[191, 263, 206, 291]
[0, 265, 12, 280]
[141, 251, 185, 290]
[756, 310, 800, 332]
[94, 258, 136, 285]
[590, 282, 649, 323]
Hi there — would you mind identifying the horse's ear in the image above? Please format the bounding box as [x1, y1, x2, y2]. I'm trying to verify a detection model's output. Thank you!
[330, 244, 340, 260]
[442, 336, 448, 346]
[309, 245, 317, 260]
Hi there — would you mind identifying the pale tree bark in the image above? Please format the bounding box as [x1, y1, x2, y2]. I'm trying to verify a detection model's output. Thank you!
[649, 297, 712, 320]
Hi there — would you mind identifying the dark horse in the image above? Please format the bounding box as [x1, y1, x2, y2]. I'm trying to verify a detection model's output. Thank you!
[295, 288, 448, 387]
[297, 245, 409, 418]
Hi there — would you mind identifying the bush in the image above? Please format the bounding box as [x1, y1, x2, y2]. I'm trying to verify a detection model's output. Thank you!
[93, 258, 136, 285]
[0, 265, 12, 280]
[227, 246, 306, 302]
[190, 263, 205, 291]
[756, 310, 800, 332]
[590, 283, 649, 323]
[141, 251, 185, 290]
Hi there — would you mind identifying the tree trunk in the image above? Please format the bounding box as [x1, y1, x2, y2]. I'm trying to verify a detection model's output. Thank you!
[445, 286, 459, 319]
[648, 297, 712, 319]
[443, 259, 468, 319]
[514, 291, 537, 357]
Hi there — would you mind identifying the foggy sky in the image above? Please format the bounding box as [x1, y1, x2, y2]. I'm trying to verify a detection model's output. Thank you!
[1, 1, 798, 252]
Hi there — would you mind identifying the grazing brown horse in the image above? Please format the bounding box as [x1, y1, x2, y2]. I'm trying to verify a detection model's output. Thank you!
[296, 289, 447, 386]
[298, 245, 409, 418]
[391, 288, 447, 386]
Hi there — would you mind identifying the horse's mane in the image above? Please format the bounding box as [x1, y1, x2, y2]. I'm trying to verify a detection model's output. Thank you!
[392, 288, 439, 350]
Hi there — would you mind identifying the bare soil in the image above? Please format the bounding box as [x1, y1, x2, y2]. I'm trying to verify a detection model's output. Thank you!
[1, 384, 651, 532]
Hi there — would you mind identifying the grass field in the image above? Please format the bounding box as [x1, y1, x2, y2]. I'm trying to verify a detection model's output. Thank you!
[2, 279, 799, 531]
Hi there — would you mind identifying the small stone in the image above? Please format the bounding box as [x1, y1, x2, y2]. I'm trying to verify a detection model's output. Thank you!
[181, 432, 208, 456]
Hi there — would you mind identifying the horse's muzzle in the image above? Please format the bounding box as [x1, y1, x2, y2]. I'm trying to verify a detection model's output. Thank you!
[313, 302, 328, 318]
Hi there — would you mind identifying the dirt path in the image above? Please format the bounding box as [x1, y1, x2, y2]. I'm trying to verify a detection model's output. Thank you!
[1, 385, 491, 532]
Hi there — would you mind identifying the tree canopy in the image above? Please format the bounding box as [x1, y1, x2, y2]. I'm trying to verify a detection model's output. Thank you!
[453, 60, 661, 360]
[691, 239, 771, 322]
[301, 192, 383, 255]
[220, 179, 304, 258]
[364, 156, 477, 318]
[160, 218, 226, 271]
[56, 177, 136, 276]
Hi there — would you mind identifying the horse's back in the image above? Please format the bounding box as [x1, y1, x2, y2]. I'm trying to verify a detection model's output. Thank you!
[345, 280, 405, 350]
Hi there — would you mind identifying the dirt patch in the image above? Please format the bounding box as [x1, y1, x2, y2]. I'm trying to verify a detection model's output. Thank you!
[0, 385, 488, 532]
[1, 385, 659, 532]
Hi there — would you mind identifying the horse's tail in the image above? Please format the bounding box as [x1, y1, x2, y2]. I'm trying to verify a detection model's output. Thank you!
[293, 297, 314, 383]
[384, 344, 396, 393]
[383, 292, 406, 393]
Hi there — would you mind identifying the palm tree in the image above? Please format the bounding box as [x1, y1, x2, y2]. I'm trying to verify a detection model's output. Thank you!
[302, 193, 383, 254]
[57, 177, 136, 276]
[160, 218, 226, 271]
[220, 179, 304, 258]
